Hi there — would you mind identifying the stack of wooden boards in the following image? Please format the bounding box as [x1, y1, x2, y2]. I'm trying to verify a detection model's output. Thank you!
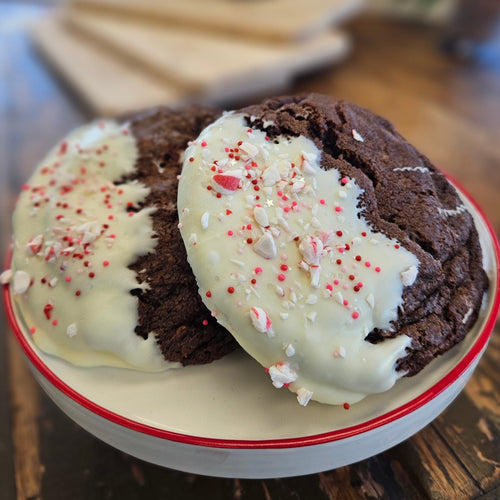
[31, 0, 366, 116]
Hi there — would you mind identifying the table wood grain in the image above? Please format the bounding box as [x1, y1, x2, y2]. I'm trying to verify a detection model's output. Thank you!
[1, 4, 499, 499]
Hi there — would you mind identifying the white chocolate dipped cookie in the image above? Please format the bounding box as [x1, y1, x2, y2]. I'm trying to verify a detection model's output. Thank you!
[8, 120, 174, 371]
[178, 112, 420, 405]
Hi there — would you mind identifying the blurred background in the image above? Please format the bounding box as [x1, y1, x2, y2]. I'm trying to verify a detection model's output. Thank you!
[1, 1, 500, 499]
[2, 0, 500, 115]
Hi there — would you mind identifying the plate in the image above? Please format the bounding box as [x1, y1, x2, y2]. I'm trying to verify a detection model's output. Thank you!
[3, 178, 500, 478]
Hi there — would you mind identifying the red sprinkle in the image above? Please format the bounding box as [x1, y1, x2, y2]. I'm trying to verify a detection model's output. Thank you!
[352, 311, 359, 319]
[29, 327, 36, 334]
[254, 267, 263, 274]
[52, 319, 58, 326]
[43, 304, 53, 320]
[277, 274, 286, 282]
[202, 319, 209, 326]
[65, 276, 72, 282]
[206, 291, 212, 297]
[375, 267, 381, 273]
[201, 140, 207, 147]
[58, 141, 68, 155]
[103, 260, 109, 267]
[280, 264, 288, 271]
[343, 403, 350, 410]
[227, 286, 235, 294]
[355, 255, 362, 262]
[75, 290, 81, 296]
[89, 272, 95, 278]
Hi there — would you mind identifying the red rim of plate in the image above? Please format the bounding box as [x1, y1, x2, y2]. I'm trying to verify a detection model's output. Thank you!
[2, 175, 500, 450]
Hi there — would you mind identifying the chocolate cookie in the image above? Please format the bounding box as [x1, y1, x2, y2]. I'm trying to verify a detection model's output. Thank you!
[177, 93, 488, 405]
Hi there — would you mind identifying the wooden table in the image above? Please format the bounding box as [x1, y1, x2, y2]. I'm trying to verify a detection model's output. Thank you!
[1, 4, 499, 499]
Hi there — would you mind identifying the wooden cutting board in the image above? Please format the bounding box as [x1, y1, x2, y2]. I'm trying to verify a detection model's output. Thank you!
[31, 15, 184, 117]
[70, 0, 365, 42]
[63, 9, 350, 102]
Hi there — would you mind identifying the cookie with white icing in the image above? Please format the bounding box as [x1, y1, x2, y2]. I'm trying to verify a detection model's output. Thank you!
[177, 94, 488, 405]
[6, 105, 237, 370]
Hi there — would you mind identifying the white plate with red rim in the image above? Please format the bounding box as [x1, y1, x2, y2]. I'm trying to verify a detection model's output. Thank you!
[3, 177, 500, 479]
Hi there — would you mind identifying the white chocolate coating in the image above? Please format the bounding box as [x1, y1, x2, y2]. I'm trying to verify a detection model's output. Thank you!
[178, 113, 419, 405]
[10, 121, 177, 371]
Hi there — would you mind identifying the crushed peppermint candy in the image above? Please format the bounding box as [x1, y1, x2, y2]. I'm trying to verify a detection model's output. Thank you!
[250, 306, 273, 335]
[268, 362, 297, 388]
[253, 206, 269, 227]
[352, 129, 364, 142]
[253, 232, 276, 259]
[13, 270, 31, 295]
[212, 172, 241, 194]
[66, 323, 78, 338]
[401, 265, 418, 286]
[296, 387, 314, 406]
[201, 212, 210, 229]
[0, 269, 13, 285]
